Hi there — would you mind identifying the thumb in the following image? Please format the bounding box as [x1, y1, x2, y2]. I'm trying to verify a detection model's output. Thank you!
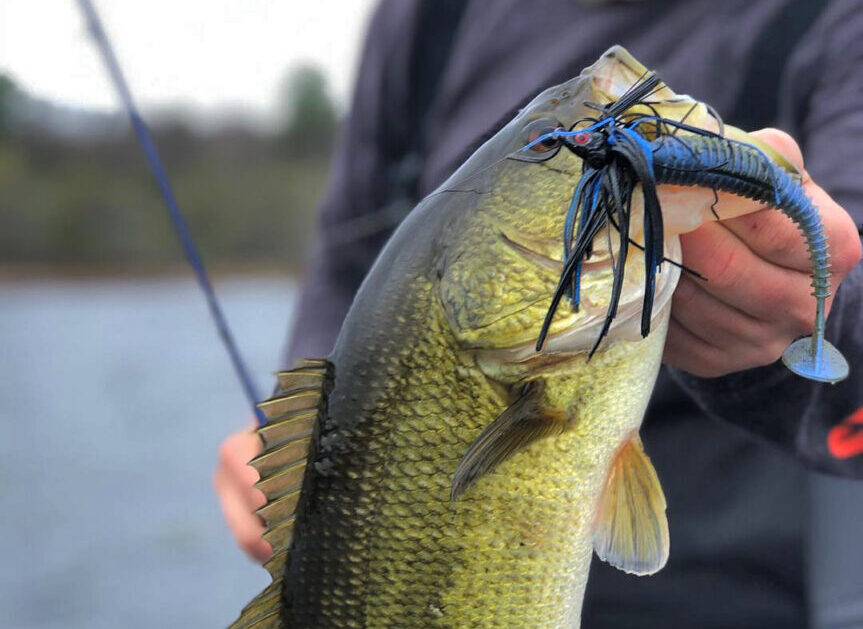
[750, 128, 808, 180]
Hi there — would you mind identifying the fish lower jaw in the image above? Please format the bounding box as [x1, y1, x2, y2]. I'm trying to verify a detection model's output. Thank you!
[477, 296, 674, 373]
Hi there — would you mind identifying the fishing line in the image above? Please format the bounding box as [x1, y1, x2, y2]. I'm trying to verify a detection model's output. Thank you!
[75, 0, 267, 425]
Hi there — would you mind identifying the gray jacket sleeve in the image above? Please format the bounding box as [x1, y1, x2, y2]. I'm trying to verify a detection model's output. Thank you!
[668, 0, 863, 477]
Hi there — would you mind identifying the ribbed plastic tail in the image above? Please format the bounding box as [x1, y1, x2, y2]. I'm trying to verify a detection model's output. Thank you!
[652, 135, 848, 382]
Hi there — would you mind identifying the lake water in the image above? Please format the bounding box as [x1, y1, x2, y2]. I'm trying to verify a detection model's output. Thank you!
[3, 276, 862, 628]
[0, 276, 295, 629]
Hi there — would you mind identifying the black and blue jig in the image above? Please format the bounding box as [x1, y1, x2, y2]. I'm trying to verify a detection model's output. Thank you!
[529, 72, 848, 384]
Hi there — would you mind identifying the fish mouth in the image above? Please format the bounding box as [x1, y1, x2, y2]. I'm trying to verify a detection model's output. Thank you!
[485, 236, 682, 363]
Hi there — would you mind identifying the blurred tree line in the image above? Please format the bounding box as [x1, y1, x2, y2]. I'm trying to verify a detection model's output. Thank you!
[0, 65, 338, 272]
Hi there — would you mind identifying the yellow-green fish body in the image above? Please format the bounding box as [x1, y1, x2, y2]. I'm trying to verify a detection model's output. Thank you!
[285, 258, 671, 627]
[229, 47, 792, 628]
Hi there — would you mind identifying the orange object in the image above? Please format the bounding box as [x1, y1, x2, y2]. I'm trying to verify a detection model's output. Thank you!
[827, 407, 863, 459]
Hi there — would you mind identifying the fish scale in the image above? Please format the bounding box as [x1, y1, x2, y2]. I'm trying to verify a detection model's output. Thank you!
[240, 281, 669, 626]
[228, 48, 685, 628]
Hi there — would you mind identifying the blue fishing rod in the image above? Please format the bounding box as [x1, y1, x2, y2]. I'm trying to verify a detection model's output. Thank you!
[74, 0, 267, 425]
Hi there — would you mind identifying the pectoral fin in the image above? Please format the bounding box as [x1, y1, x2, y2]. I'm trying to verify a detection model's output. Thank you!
[592, 433, 669, 575]
[451, 381, 567, 500]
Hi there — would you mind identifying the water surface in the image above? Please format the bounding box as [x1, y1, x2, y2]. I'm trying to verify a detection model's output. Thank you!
[0, 276, 295, 629]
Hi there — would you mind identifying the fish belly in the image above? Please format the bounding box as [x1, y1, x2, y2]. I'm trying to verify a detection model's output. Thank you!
[436, 309, 670, 627]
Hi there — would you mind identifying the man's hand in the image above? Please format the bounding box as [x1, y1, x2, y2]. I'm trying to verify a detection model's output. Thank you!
[214, 428, 272, 562]
[663, 128, 861, 377]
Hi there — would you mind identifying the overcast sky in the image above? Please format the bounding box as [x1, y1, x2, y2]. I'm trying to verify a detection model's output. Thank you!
[0, 0, 378, 118]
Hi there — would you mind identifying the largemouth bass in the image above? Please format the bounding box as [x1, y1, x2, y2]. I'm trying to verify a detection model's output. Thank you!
[229, 46, 829, 628]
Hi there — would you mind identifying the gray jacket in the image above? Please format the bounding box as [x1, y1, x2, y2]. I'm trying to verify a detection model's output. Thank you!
[286, 1, 863, 626]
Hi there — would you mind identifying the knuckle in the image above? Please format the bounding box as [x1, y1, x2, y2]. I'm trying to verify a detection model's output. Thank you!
[249, 486, 267, 509]
[218, 437, 240, 467]
[217, 441, 234, 467]
[218, 431, 260, 469]
[820, 198, 862, 277]
[238, 529, 263, 552]
[830, 230, 862, 278]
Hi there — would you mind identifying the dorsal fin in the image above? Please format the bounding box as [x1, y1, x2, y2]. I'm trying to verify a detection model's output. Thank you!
[227, 358, 332, 629]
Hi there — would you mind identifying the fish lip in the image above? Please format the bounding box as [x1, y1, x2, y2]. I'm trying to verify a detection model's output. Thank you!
[481, 238, 683, 363]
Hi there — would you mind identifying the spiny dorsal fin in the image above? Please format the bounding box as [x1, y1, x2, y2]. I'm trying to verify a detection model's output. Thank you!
[256, 490, 302, 532]
[292, 357, 329, 371]
[229, 580, 283, 629]
[592, 433, 669, 576]
[227, 358, 332, 629]
[275, 369, 326, 394]
[262, 515, 297, 551]
[258, 390, 322, 421]
[263, 549, 288, 580]
[451, 380, 568, 500]
[257, 410, 317, 450]
[251, 442, 312, 479]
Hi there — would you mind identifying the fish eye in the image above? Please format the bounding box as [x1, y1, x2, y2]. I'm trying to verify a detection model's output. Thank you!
[572, 132, 591, 145]
[524, 119, 564, 153]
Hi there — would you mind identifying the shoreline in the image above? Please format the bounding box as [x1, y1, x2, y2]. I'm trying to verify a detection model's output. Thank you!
[0, 262, 304, 282]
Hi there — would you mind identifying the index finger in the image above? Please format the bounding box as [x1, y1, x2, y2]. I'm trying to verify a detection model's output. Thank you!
[720, 129, 860, 277]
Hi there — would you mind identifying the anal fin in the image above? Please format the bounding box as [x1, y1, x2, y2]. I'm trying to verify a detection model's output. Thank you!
[592, 433, 669, 575]
[229, 580, 283, 629]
